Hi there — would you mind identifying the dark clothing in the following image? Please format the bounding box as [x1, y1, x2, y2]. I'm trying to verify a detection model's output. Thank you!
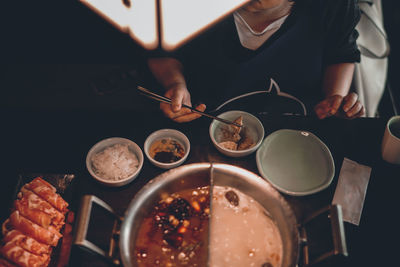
[174, 0, 360, 114]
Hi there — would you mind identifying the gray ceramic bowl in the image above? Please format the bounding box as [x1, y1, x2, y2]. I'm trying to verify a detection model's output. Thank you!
[256, 129, 335, 196]
[209, 110, 265, 157]
[86, 137, 144, 187]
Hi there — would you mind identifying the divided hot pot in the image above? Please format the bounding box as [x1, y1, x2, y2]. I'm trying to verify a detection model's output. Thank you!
[74, 163, 347, 267]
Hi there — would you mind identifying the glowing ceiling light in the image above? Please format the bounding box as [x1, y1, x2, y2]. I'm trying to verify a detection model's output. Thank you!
[81, 0, 251, 51]
[160, 0, 250, 51]
[81, 0, 158, 50]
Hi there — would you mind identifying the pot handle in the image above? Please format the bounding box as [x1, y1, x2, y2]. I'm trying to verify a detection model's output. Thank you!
[300, 204, 348, 266]
[73, 195, 122, 265]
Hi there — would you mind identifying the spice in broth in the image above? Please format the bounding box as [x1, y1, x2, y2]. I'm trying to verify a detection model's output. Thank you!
[134, 186, 210, 266]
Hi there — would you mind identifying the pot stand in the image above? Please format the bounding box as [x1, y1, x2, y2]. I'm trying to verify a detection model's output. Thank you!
[74, 195, 122, 265]
[300, 205, 348, 266]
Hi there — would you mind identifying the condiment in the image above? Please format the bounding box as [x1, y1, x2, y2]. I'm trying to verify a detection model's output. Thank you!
[149, 138, 185, 163]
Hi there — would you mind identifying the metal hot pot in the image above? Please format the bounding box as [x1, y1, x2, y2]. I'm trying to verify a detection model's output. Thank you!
[74, 163, 347, 267]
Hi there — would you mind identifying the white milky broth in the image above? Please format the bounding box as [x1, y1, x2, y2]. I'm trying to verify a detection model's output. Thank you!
[209, 186, 283, 267]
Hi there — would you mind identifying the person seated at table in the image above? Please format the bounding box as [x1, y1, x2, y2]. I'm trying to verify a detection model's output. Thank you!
[147, 0, 365, 122]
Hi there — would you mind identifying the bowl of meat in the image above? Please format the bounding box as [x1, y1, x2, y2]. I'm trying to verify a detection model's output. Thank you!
[209, 110, 265, 157]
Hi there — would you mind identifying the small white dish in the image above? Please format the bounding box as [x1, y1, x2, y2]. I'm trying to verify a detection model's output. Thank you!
[209, 110, 264, 157]
[86, 137, 144, 187]
[256, 129, 335, 196]
[144, 129, 190, 169]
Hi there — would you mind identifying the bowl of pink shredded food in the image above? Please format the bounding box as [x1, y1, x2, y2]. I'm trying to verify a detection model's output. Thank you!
[86, 137, 144, 187]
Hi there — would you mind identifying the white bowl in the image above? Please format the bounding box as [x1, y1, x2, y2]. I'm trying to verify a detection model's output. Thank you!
[144, 129, 190, 169]
[86, 137, 144, 187]
[209, 110, 265, 157]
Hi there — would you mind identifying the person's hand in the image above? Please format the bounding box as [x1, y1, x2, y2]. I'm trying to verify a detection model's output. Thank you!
[160, 85, 206, 123]
[314, 93, 365, 119]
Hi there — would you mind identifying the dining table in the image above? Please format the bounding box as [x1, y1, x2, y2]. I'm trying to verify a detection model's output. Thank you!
[1, 108, 399, 267]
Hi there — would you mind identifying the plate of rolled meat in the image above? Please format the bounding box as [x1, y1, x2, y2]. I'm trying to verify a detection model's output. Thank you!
[0, 175, 75, 267]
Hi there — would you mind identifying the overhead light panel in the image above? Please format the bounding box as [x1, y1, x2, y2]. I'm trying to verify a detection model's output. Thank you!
[81, 0, 250, 51]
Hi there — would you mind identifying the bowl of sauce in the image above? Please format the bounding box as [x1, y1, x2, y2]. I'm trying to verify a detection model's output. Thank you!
[144, 129, 190, 169]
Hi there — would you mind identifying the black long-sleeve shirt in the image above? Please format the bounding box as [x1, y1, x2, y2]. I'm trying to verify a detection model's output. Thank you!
[170, 0, 362, 113]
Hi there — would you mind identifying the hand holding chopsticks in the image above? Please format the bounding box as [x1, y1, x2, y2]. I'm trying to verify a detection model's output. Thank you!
[137, 86, 243, 128]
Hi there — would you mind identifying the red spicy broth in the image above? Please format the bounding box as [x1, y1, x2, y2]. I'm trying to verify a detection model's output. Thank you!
[134, 186, 210, 266]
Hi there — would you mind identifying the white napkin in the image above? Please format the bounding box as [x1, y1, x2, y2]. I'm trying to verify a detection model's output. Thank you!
[332, 158, 371, 226]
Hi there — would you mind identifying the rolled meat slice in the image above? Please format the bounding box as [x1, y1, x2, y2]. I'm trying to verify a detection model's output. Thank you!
[18, 187, 65, 226]
[28, 178, 56, 192]
[9, 211, 62, 247]
[13, 200, 52, 229]
[24, 180, 68, 214]
[1, 242, 50, 267]
[3, 230, 51, 256]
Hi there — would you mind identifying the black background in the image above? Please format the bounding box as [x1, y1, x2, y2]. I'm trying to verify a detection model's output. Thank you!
[1, 1, 399, 114]
[1, 1, 144, 63]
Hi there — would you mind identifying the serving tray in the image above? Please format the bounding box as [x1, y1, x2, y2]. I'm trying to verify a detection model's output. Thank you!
[1, 173, 77, 267]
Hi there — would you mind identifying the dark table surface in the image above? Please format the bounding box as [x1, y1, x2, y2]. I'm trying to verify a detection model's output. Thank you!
[1, 109, 399, 267]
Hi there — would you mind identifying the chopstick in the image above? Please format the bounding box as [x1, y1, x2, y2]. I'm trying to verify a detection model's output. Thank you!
[137, 86, 243, 128]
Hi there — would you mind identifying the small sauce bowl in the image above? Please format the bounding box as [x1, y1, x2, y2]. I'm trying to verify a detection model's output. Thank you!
[144, 129, 190, 169]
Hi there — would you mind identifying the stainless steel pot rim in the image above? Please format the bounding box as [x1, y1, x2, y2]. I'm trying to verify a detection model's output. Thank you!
[119, 163, 300, 267]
